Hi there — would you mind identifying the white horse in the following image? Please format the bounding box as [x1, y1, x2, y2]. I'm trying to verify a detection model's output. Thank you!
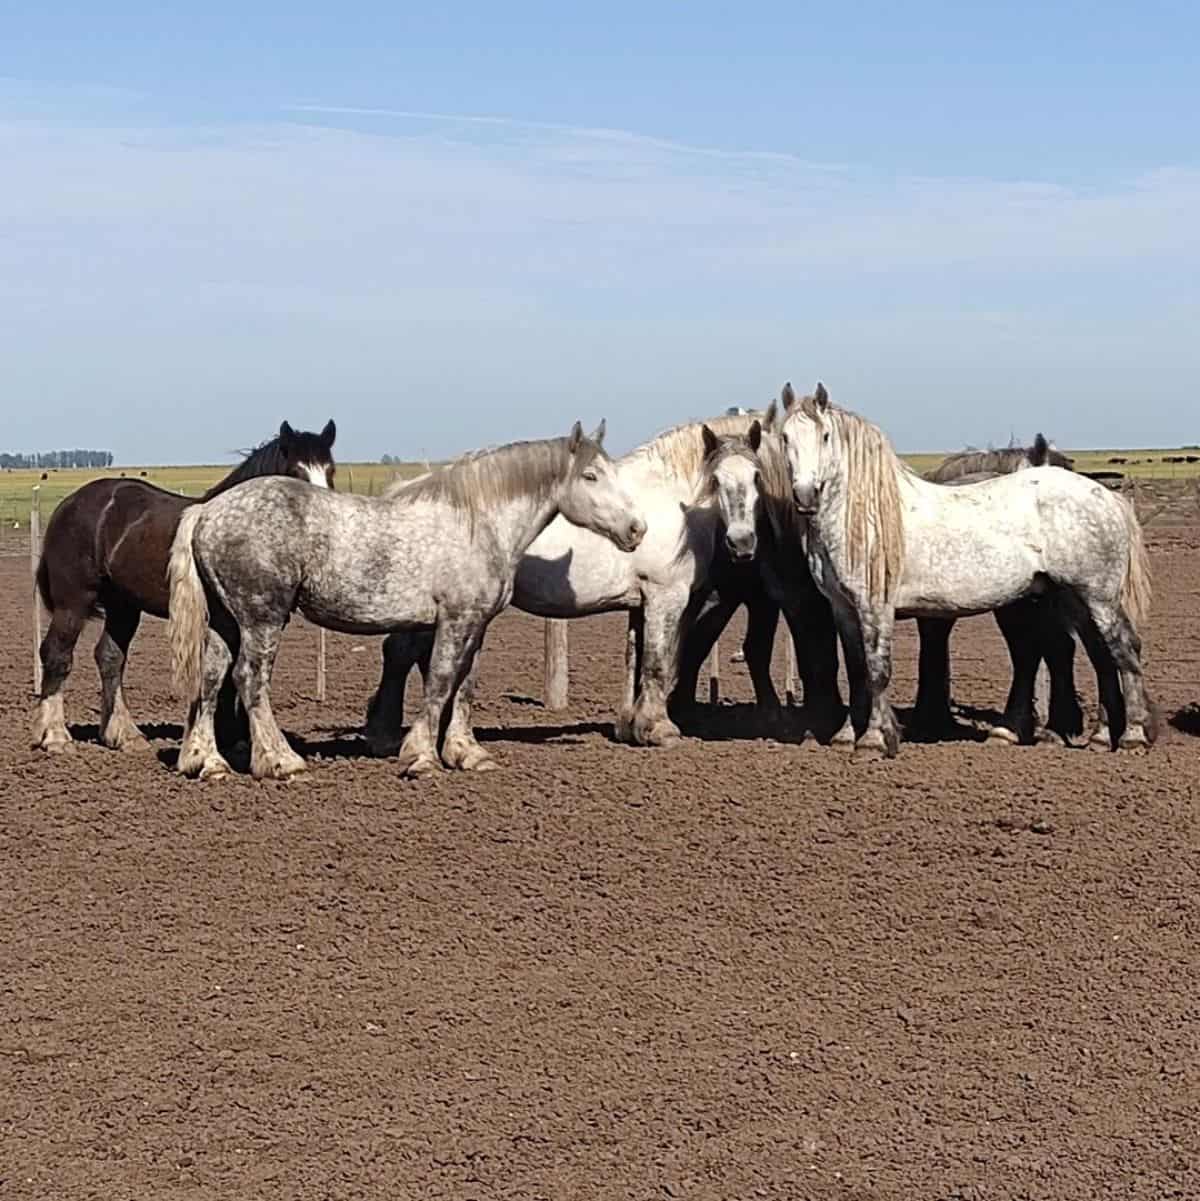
[780, 383, 1154, 758]
[365, 411, 771, 754]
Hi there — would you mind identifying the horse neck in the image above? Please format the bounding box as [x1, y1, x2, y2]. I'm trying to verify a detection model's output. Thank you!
[202, 443, 284, 500]
[489, 479, 569, 568]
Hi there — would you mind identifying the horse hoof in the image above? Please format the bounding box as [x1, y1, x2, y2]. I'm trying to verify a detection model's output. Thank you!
[103, 726, 150, 752]
[197, 757, 233, 782]
[1087, 727, 1112, 752]
[251, 752, 307, 781]
[643, 720, 682, 748]
[443, 740, 497, 772]
[987, 725, 1021, 746]
[365, 737, 402, 759]
[400, 752, 440, 778]
[35, 732, 74, 754]
[1119, 728, 1150, 752]
[1035, 728, 1067, 747]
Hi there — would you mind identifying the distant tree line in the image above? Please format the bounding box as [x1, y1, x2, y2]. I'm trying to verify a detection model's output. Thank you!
[0, 449, 115, 469]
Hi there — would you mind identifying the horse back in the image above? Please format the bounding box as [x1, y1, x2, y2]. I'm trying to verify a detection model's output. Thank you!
[41, 477, 191, 619]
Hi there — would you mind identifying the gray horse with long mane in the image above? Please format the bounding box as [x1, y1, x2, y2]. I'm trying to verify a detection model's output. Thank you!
[781, 383, 1154, 758]
[168, 423, 645, 781]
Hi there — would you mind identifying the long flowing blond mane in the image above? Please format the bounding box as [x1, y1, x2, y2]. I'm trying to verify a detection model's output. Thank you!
[795, 393, 908, 605]
[624, 411, 768, 488]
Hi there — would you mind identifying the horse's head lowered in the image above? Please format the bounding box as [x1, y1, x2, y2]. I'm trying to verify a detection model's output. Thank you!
[560, 420, 647, 553]
[279, 419, 338, 489]
[701, 420, 763, 562]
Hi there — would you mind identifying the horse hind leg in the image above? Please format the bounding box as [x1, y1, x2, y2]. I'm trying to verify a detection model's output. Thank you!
[94, 603, 149, 751]
[1094, 603, 1153, 750]
[178, 625, 236, 780]
[989, 602, 1040, 746]
[1040, 602, 1084, 745]
[233, 624, 306, 781]
[1066, 597, 1126, 751]
[33, 604, 90, 753]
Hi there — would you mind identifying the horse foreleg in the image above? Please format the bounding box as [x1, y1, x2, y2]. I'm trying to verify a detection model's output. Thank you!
[95, 603, 149, 751]
[912, 616, 958, 738]
[615, 609, 645, 743]
[784, 581, 843, 741]
[742, 591, 783, 721]
[853, 606, 900, 759]
[670, 588, 735, 717]
[825, 597, 868, 751]
[33, 603, 90, 753]
[441, 639, 496, 771]
[398, 612, 483, 777]
[365, 630, 426, 757]
[623, 584, 688, 747]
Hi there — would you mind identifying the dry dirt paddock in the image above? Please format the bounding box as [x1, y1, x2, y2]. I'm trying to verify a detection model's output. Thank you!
[2, 518, 1199, 1200]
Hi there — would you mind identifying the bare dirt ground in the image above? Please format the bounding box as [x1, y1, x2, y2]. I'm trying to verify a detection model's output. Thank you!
[2, 515, 1200, 1199]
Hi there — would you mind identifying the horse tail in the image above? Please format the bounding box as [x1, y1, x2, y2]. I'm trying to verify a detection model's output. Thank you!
[168, 505, 209, 698]
[1117, 493, 1152, 630]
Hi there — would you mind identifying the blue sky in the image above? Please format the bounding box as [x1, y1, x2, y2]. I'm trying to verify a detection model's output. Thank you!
[3, 2, 1198, 464]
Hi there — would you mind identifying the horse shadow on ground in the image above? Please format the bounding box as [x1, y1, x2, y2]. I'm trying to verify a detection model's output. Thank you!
[69, 721, 184, 746]
[1168, 703, 1200, 737]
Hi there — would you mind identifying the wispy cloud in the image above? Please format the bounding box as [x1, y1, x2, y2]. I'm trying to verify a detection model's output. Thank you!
[1, 84, 1198, 461]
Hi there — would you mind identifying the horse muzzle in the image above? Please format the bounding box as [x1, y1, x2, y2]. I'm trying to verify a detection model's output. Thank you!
[618, 516, 647, 552]
[724, 531, 757, 563]
[792, 482, 821, 515]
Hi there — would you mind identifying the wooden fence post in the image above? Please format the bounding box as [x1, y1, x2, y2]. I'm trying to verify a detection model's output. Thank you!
[784, 635, 798, 706]
[31, 487, 43, 695]
[544, 618, 569, 710]
[706, 637, 720, 704]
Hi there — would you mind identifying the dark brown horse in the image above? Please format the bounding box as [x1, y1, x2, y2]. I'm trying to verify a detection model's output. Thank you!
[33, 420, 337, 753]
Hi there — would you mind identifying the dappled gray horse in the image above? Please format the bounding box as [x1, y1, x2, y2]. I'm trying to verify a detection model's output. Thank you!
[365, 411, 772, 754]
[914, 433, 1084, 745]
[781, 383, 1154, 758]
[168, 424, 645, 780]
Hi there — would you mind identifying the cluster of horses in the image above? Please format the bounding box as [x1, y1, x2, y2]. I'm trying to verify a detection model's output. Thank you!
[32, 383, 1155, 778]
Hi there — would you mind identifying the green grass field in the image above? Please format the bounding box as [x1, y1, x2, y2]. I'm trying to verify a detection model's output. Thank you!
[2, 447, 1197, 529]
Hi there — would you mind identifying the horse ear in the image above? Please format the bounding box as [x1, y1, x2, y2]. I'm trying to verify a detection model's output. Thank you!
[590, 418, 606, 446]
[701, 424, 719, 459]
[814, 381, 829, 409]
[568, 421, 583, 454]
[279, 421, 295, 450]
[748, 420, 762, 452]
[321, 419, 336, 449]
[781, 382, 796, 412]
[763, 400, 777, 431]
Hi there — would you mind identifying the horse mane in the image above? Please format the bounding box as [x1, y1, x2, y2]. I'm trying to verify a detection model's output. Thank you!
[753, 428, 806, 545]
[626, 411, 768, 486]
[202, 436, 292, 500]
[384, 435, 591, 518]
[925, 433, 1073, 483]
[797, 392, 907, 606]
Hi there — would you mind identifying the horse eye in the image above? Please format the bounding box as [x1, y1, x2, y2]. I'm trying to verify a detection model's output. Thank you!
[822, 432, 830, 443]
[583, 469, 598, 482]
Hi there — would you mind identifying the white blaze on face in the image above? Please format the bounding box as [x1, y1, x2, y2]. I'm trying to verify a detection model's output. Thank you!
[300, 462, 330, 488]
